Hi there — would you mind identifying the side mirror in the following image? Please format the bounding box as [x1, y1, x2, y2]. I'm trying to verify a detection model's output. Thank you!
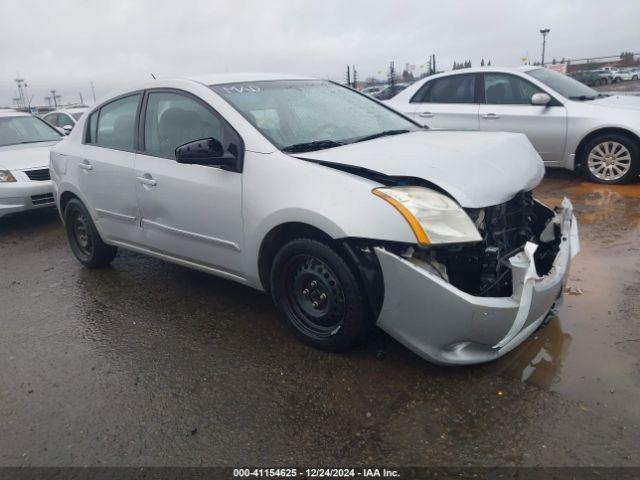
[62, 125, 73, 135]
[175, 138, 238, 170]
[531, 93, 551, 106]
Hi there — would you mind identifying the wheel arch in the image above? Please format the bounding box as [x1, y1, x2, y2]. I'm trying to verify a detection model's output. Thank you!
[257, 221, 385, 319]
[59, 190, 81, 218]
[574, 127, 640, 167]
[257, 222, 336, 292]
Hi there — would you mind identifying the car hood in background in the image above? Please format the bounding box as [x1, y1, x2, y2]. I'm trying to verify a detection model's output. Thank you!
[590, 94, 640, 111]
[0, 141, 59, 171]
[297, 130, 544, 208]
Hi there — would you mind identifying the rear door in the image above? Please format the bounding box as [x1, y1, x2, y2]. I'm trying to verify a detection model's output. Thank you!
[74, 93, 143, 243]
[407, 73, 480, 130]
[479, 72, 567, 162]
[134, 89, 244, 275]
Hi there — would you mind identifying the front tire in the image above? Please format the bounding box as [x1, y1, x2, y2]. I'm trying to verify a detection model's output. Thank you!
[580, 134, 640, 184]
[64, 199, 117, 268]
[270, 238, 369, 351]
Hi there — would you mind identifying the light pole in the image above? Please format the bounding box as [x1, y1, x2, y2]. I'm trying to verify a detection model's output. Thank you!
[540, 28, 550, 66]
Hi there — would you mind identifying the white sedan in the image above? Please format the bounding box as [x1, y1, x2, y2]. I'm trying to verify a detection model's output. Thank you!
[0, 110, 63, 218]
[386, 66, 640, 183]
[42, 106, 88, 134]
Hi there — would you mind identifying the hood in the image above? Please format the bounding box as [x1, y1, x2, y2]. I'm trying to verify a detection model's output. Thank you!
[0, 141, 58, 171]
[590, 94, 640, 111]
[296, 130, 544, 208]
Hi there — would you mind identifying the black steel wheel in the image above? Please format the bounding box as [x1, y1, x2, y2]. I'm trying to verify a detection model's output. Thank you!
[270, 238, 369, 351]
[64, 198, 117, 268]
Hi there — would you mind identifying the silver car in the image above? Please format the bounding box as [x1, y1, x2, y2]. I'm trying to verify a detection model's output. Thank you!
[387, 66, 640, 184]
[0, 110, 62, 218]
[50, 74, 579, 365]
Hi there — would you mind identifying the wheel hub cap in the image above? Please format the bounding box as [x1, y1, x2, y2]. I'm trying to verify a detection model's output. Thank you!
[587, 141, 632, 181]
[285, 256, 346, 335]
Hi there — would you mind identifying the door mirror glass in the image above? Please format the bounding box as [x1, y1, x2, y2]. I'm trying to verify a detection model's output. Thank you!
[62, 124, 73, 134]
[531, 93, 551, 106]
[175, 138, 237, 170]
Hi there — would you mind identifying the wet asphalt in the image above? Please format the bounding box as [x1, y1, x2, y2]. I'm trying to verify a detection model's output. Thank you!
[0, 171, 639, 467]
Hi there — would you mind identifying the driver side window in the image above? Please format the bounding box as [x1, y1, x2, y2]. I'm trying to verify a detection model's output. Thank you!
[484, 73, 542, 105]
[143, 92, 223, 159]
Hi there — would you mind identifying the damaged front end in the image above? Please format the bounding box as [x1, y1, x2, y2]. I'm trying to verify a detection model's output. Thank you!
[373, 194, 579, 365]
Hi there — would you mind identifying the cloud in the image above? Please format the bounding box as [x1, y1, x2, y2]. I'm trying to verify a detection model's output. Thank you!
[1, 0, 638, 106]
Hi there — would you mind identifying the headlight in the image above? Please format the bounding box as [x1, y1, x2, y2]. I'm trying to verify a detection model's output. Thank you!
[0, 170, 16, 183]
[373, 186, 482, 245]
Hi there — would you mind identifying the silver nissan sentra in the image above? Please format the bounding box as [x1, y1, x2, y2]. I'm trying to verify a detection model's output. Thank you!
[50, 73, 579, 365]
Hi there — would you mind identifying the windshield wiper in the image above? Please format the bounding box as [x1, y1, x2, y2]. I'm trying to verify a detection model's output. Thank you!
[354, 129, 411, 143]
[281, 139, 344, 153]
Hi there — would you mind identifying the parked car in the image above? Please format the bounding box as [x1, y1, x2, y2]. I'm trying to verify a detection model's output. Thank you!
[360, 85, 386, 97]
[42, 106, 89, 134]
[568, 71, 602, 86]
[626, 67, 640, 81]
[50, 73, 578, 365]
[605, 68, 635, 83]
[373, 82, 412, 100]
[0, 110, 63, 218]
[590, 70, 614, 85]
[386, 66, 640, 183]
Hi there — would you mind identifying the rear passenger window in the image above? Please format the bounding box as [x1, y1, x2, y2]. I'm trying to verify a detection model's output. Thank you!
[90, 94, 140, 150]
[412, 75, 476, 104]
[143, 92, 223, 159]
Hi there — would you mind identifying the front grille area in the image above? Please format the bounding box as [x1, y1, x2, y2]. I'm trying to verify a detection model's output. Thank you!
[25, 168, 51, 181]
[424, 191, 544, 297]
[470, 191, 535, 256]
[31, 193, 54, 205]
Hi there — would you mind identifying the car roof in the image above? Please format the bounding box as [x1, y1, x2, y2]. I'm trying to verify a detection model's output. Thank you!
[86, 73, 320, 109]
[424, 65, 539, 80]
[188, 72, 315, 85]
[46, 106, 89, 115]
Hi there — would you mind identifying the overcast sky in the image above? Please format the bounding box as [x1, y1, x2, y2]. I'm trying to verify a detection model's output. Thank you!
[1, 0, 638, 107]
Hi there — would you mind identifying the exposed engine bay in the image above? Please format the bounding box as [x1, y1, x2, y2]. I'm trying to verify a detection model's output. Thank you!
[410, 191, 560, 297]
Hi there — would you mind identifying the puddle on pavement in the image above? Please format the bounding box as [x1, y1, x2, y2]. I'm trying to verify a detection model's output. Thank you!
[487, 173, 640, 420]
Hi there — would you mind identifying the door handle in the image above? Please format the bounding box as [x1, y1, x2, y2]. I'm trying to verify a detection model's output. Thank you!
[136, 175, 157, 187]
[78, 160, 93, 170]
[482, 113, 500, 119]
[418, 111, 434, 118]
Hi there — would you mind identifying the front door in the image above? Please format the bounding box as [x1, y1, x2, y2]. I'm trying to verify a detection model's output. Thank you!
[479, 73, 567, 162]
[134, 90, 244, 275]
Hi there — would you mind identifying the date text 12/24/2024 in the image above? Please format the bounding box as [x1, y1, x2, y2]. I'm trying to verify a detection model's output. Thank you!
[233, 468, 400, 478]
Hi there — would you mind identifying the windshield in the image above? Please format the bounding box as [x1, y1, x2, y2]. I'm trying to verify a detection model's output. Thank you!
[0, 116, 62, 147]
[211, 80, 419, 151]
[528, 68, 599, 100]
[71, 112, 85, 120]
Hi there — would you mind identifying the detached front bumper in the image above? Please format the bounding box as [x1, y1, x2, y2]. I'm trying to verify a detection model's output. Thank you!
[0, 179, 55, 218]
[375, 198, 579, 365]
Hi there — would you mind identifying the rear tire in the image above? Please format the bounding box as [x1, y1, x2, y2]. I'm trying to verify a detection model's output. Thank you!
[64, 199, 117, 268]
[580, 133, 640, 184]
[270, 237, 370, 352]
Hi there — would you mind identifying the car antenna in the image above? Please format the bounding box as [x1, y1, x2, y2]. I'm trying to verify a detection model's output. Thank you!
[150, 73, 156, 80]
